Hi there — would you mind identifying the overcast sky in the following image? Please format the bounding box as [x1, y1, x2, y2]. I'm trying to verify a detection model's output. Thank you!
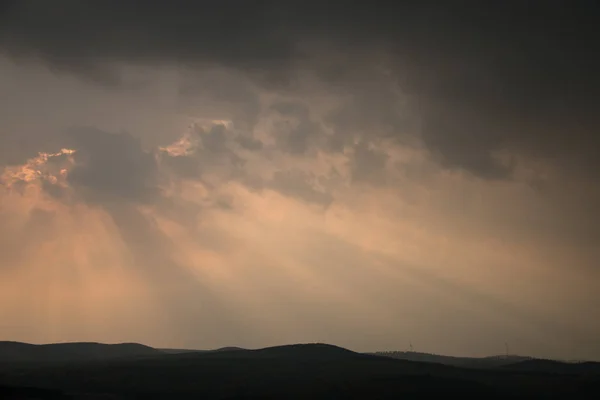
[0, 1, 599, 360]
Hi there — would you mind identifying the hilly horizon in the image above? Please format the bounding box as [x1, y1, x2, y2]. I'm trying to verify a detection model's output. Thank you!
[0, 341, 161, 364]
[2, 340, 596, 368]
[1, 340, 599, 399]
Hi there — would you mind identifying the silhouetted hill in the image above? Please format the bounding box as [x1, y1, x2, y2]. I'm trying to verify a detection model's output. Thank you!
[212, 346, 246, 352]
[372, 351, 532, 369]
[0, 342, 598, 398]
[0, 341, 161, 364]
[252, 343, 359, 358]
[158, 344, 359, 361]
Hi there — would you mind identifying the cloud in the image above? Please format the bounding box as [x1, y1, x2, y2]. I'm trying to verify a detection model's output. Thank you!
[0, 148, 74, 190]
[236, 134, 263, 151]
[64, 127, 160, 203]
[269, 101, 323, 155]
[349, 140, 389, 184]
[269, 169, 332, 207]
[159, 122, 253, 186]
[1, 2, 599, 180]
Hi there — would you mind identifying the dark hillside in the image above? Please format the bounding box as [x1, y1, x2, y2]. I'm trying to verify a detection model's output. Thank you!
[0, 341, 161, 364]
[373, 351, 532, 369]
[0, 343, 599, 398]
[501, 359, 600, 374]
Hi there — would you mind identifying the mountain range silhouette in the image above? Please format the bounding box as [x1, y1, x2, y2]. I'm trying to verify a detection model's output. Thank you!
[1, 341, 599, 399]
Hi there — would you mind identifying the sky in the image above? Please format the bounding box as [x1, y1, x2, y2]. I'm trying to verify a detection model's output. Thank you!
[0, 1, 599, 360]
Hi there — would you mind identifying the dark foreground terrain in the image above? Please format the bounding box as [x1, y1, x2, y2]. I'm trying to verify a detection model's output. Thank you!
[1, 342, 599, 399]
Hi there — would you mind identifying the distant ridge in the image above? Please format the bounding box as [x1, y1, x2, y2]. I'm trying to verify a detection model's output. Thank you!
[212, 346, 246, 352]
[0, 341, 358, 364]
[158, 346, 246, 355]
[163, 343, 362, 361]
[501, 358, 600, 374]
[0, 342, 598, 397]
[161, 343, 356, 356]
[252, 343, 358, 357]
[0, 341, 161, 364]
[6, 341, 596, 373]
[372, 351, 532, 369]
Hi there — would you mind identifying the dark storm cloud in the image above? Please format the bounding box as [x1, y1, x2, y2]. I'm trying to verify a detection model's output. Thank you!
[269, 101, 322, 154]
[1, 1, 599, 179]
[158, 121, 335, 205]
[160, 123, 246, 180]
[201, 124, 229, 153]
[0, 0, 299, 78]
[177, 68, 261, 129]
[64, 127, 160, 203]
